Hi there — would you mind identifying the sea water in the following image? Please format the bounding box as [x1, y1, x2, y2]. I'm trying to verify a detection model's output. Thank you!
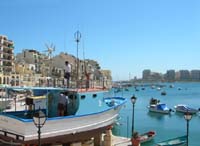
[110, 82, 200, 146]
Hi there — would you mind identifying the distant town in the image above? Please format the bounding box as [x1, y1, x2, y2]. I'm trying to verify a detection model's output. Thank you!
[1, 34, 200, 88]
[0, 35, 112, 88]
[113, 69, 200, 88]
[129, 69, 200, 83]
[141, 69, 200, 82]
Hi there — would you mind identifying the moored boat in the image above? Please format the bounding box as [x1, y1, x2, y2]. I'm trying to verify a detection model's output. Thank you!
[161, 91, 167, 96]
[156, 135, 187, 146]
[140, 131, 156, 143]
[148, 98, 172, 114]
[148, 103, 172, 114]
[174, 104, 199, 114]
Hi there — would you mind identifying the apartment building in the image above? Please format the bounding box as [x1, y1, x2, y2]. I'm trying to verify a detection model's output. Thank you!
[142, 69, 151, 80]
[0, 35, 17, 85]
[165, 70, 175, 81]
[176, 70, 190, 81]
[190, 70, 200, 81]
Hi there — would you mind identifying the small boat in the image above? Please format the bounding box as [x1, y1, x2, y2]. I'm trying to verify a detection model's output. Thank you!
[156, 135, 187, 146]
[148, 98, 172, 114]
[157, 87, 161, 91]
[139, 131, 156, 143]
[124, 88, 129, 91]
[114, 88, 121, 93]
[148, 103, 172, 114]
[178, 87, 182, 90]
[135, 87, 139, 91]
[174, 104, 199, 114]
[161, 91, 167, 96]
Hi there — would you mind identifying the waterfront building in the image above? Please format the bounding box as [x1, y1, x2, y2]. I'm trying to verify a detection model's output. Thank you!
[0, 36, 111, 88]
[142, 70, 163, 82]
[177, 70, 190, 81]
[15, 51, 112, 88]
[165, 70, 175, 82]
[100, 70, 112, 88]
[0, 35, 19, 85]
[142, 69, 151, 81]
[190, 70, 200, 81]
[16, 49, 46, 73]
[150, 72, 163, 81]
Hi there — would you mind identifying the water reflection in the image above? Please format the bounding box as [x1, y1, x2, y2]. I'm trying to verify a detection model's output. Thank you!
[147, 112, 171, 121]
[175, 111, 198, 119]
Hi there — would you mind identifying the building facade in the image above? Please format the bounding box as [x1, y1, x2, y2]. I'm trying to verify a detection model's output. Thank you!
[165, 70, 175, 82]
[0, 35, 18, 85]
[142, 69, 151, 81]
[190, 70, 200, 81]
[176, 70, 190, 81]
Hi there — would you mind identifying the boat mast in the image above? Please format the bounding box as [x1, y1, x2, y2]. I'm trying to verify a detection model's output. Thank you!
[74, 31, 81, 89]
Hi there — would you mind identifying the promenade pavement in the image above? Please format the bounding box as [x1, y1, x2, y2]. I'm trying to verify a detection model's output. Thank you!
[112, 135, 132, 146]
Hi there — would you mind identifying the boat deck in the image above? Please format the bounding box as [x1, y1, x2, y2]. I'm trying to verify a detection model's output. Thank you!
[68, 87, 108, 93]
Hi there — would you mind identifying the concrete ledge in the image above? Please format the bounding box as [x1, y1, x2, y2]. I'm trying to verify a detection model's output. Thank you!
[112, 135, 131, 146]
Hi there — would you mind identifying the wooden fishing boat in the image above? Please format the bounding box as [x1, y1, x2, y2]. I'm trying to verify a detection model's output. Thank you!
[140, 131, 156, 143]
[156, 135, 187, 146]
[0, 89, 127, 145]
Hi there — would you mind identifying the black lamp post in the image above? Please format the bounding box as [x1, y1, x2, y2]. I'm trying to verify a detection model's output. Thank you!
[33, 108, 47, 146]
[131, 95, 137, 136]
[184, 111, 192, 146]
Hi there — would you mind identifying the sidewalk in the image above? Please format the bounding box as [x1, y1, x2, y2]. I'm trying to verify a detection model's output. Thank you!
[112, 135, 131, 146]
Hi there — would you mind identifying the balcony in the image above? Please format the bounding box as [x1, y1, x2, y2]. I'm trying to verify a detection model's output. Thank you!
[3, 62, 12, 66]
[8, 44, 14, 49]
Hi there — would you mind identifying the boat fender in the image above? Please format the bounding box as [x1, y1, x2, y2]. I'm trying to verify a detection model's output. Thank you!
[93, 94, 97, 98]
[81, 95, 86, 99]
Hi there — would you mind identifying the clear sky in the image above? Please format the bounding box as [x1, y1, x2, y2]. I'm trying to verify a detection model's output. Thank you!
[1, 0, 200, 81]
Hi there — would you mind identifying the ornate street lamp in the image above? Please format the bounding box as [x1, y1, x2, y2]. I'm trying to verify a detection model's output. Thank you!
[184, 111, 192, 146]
[131, 95, 137, 136]
[33, 108, 47, 146]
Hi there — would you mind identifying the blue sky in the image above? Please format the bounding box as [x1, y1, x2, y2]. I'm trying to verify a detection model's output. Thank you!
[1, 0, 200, 80]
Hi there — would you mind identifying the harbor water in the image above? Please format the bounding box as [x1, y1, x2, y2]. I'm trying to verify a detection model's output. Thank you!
[110, 82, 200, 146]
[1, 83, 199, 145]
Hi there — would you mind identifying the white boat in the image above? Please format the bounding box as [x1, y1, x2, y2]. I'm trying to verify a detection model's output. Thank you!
[174, 104, 199, 114]
[148, 98, 172, 114]
[148, 103, 172, 114]
[157, 87, 161, 91]
[156, 135, 187, 146]
[140, 131, 156, 143]
[0, 89, 127, 145]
